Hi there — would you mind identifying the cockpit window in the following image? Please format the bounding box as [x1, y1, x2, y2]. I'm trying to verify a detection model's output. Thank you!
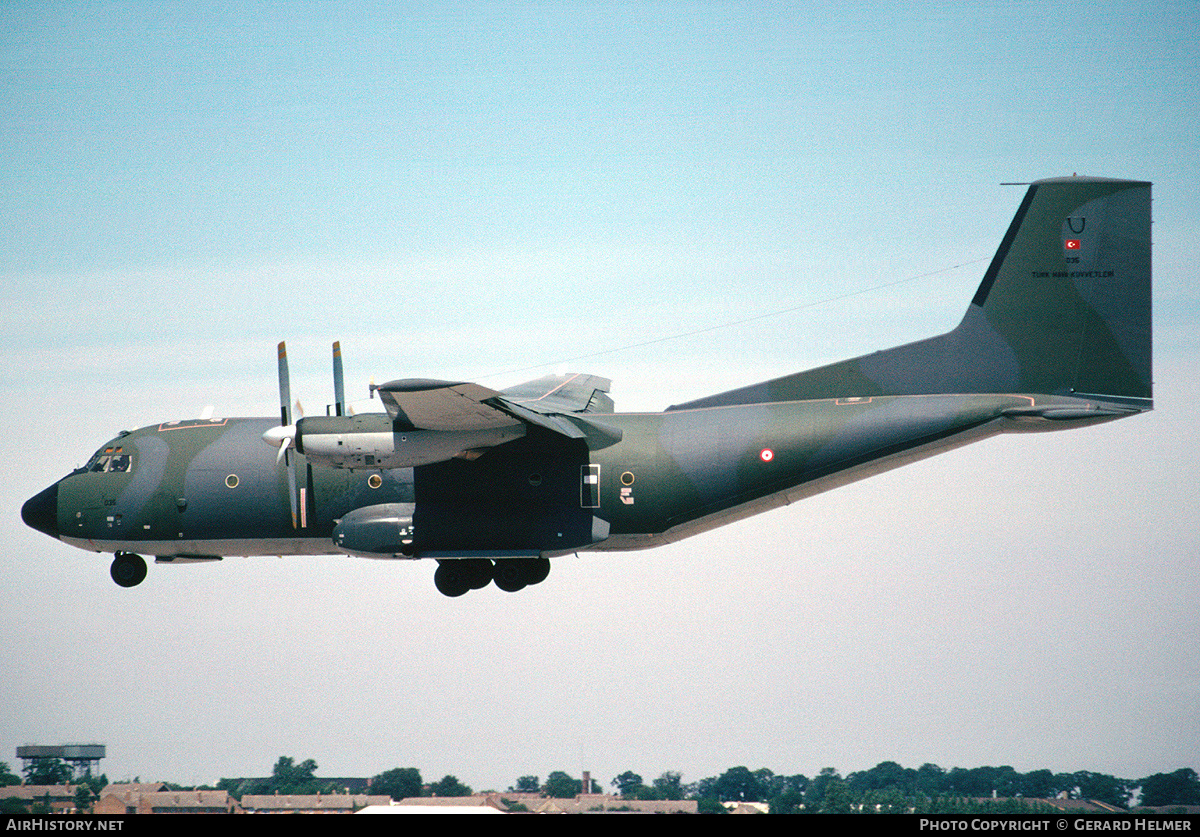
[87, 446, 134, 473]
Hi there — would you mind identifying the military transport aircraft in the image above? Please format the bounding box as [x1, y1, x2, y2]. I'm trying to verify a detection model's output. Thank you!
[22, 176, 1152, 596]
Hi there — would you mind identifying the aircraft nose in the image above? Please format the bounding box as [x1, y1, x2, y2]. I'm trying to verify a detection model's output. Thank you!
[21, 482, 60, 540]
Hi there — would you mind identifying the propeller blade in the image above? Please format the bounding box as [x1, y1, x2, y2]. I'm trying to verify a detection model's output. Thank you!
[333, 341, 346, 416]
[286, 448, 298, 529]
[275, 341, 300, 528]
[277, 341, 292, 428]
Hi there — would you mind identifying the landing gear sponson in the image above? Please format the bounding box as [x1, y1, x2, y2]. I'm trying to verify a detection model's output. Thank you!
[434, 557, 550, 597]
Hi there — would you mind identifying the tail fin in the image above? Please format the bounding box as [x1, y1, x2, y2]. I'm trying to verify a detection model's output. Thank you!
[674, 176, 1152, 410]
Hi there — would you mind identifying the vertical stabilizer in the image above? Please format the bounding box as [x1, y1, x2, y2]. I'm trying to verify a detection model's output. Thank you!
[673, 176, 1152, 410]
[964, 176, 1151, 402]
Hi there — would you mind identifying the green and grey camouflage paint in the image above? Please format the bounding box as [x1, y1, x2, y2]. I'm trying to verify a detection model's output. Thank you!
[22, 176, 1152, 595]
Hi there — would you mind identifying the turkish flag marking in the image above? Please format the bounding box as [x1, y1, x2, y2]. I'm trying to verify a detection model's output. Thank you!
[1064, 239, 1081, 250]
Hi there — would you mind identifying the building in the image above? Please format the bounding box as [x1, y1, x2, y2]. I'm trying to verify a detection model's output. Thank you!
[241, 793, 392, 813]
[93, 789, 241, 815]
[0, 785, 79, 814]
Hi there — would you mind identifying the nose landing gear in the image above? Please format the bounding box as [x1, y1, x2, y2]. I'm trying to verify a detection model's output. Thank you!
[110, 552, 147, 588]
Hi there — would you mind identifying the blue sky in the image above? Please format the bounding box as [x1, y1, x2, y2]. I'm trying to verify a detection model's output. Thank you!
[2, 1, 1198, 792]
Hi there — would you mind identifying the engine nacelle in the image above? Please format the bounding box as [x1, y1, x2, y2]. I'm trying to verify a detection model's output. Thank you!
[332, 503, 418, 559]
[294, 414, 525, 469]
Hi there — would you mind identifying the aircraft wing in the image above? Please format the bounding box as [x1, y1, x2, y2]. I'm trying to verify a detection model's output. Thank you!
[374, 379, 516, 432]
[499, 373, 614, 415]
[372, 374, 621, 450]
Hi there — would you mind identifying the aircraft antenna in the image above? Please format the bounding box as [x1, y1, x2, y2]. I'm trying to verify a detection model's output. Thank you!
[480, 255, 991, 381]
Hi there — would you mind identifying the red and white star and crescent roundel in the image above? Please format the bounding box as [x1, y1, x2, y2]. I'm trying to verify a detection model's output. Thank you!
[760, 448, 774, 462]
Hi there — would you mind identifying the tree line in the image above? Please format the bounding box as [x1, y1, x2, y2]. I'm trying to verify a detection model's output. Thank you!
[607, 763, 1200, 812]
[5, 756, 1199, 813]
[379, 761, 1200, 811]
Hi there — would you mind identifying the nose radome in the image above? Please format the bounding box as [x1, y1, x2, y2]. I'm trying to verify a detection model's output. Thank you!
[21, 482, 60, 539]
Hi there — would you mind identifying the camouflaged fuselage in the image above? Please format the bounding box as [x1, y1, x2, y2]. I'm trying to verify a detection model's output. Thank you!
[22, 176, 1152, 592]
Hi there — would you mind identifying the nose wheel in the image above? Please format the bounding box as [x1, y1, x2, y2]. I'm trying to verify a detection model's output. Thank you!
[110, 552, 147, 588]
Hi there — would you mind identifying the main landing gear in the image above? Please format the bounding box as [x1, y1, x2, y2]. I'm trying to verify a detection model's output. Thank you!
[110, 552, 147, 588]
[434, 557, 551, 597]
